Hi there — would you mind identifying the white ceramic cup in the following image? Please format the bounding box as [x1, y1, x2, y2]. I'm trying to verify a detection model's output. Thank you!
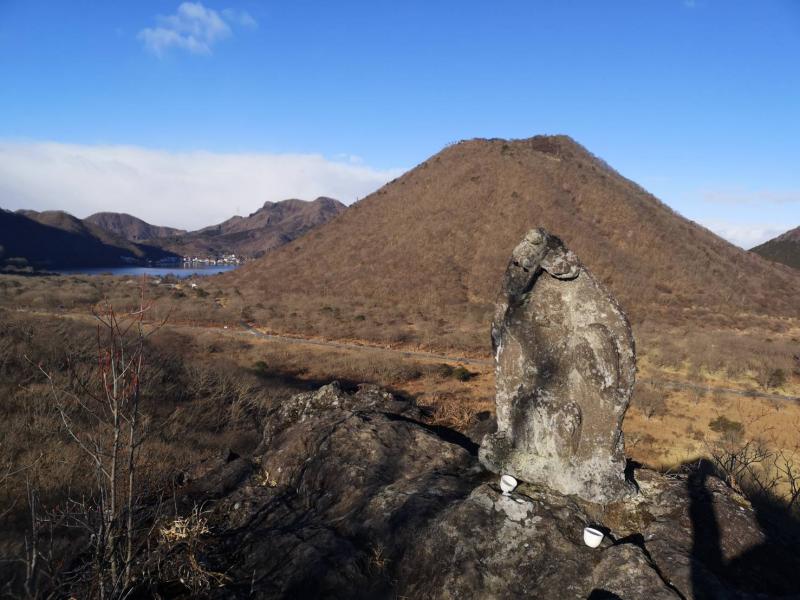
[499, 474, 518, 495]
[583, 527, 604, 548]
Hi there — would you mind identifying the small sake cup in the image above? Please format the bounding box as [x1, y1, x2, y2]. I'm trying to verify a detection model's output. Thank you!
[583, 527, 604, 548]
[499, 474, 518, 495]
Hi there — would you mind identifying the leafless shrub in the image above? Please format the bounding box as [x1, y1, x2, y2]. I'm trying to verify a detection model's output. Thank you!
[425, 393, 475, 431]
[28, 292, 168, 598]
[184, 362, 264, 427]
[632, 382, 667, 419]
[752, 361, 787, 390]
[705, 417, 800, 515]
[773, 449, 800, 510]
[706, 437, 771, 493]
[708, 415, 745, 443]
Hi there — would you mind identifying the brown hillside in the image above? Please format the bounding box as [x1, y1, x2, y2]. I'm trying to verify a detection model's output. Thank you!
[2, 209, 178, 269]
[20, 210, 151, 253]
[752, 225, 800, 270]
[155, 196, 346, 258]
[222, 136, 800, 352]
[84, 212, 186, 241]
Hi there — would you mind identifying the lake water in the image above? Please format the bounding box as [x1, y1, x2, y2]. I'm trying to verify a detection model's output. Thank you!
[54, 265, 239, 278]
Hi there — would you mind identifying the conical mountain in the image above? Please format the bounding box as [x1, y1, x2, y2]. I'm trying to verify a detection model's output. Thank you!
[224, 135, 800, 352]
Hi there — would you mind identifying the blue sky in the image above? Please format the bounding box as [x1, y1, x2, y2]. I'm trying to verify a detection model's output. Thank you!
[0, 0, 798, 245]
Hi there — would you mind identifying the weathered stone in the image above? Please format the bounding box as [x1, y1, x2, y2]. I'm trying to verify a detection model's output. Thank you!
[479, 228, 636, 503]
[590, 544, 682, 600]
[261, 380, 422, 444]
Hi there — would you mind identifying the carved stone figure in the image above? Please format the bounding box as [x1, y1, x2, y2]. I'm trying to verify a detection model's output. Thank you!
[479, 228, 636, 502]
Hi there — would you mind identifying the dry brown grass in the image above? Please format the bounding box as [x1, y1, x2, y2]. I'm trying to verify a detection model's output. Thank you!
[226, 331, 800, 503]
[4, 271, 797, 409]
[197, 328, 496, 428]
[0, 273, 245, 327]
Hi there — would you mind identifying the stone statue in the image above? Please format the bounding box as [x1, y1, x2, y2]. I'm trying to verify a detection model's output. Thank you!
[479, 228, 636, 503]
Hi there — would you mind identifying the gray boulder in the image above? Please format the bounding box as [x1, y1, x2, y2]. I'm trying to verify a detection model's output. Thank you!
[480, 228, 636, 503]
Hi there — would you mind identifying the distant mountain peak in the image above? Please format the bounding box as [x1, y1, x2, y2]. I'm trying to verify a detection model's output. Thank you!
[751, 225, 800, 269]
[153, 196, 346, 259]
[260, 196, 345, 210]
[1, 208, 179, 270]
[447, 134, 588, 157]
[4, 196, 346, 268]
[84, 212, 186, 242]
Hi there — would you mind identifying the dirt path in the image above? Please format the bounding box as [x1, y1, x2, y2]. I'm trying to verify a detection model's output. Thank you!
[12, 308, 800, 404]
[239, 323, 493, 367]
[645, 377, 800, 404]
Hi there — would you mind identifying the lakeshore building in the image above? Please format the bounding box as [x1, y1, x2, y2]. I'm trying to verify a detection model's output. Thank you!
[182, 254, 241, 265]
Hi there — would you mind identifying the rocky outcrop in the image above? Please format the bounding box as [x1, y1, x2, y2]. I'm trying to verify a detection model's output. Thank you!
[162, 383, 799, 599]
[480, 228, 636, 503]
[395, 481, 682, 600]
[194, 383, 480, 598]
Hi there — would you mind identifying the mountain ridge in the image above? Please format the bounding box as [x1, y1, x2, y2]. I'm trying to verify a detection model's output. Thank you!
[0, 209, 179, 270]
[84, 212, 186, 241]
[3, 197, 347, 269]
[152, 196, 346, 258]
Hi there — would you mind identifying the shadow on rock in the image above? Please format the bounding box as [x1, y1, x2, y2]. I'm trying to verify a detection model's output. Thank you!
[588, 591, 623, 600]
[687, 459, 800, 599]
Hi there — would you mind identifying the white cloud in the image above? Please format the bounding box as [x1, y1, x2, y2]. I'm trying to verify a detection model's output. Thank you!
[0, 141, 404, 230]
[702, 189, 800, 206]
[221, 8, 257, 29]
[701, 219, 785, 249]
[138, 3, 256, 57]
[334, 153, 365, 165]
